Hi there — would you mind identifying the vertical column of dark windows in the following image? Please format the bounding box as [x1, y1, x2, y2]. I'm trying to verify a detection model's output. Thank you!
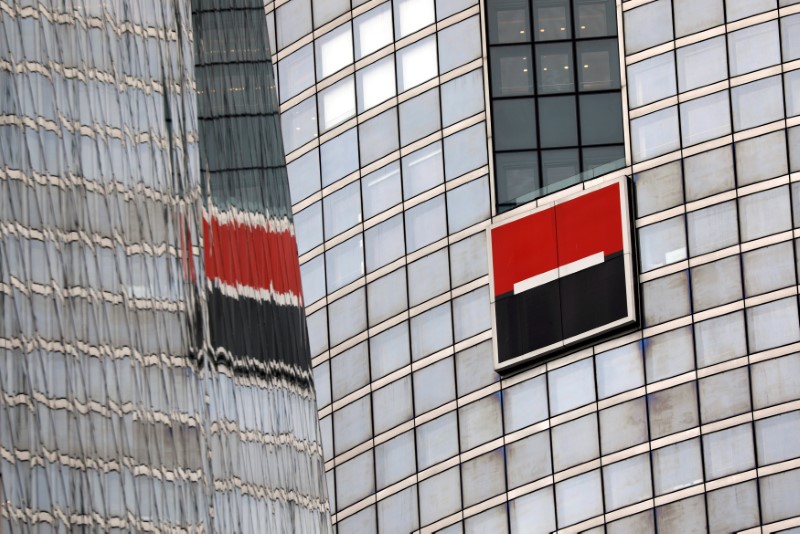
[486, 0, 625, 213]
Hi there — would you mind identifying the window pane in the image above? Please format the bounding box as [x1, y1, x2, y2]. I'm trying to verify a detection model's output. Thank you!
[631, 107, 680, 162]
[408, 248, 450, 307]
[301, 255, 326, 304]
[356, 55, 396, 112]
[732, 76, 784, 131]
[656, 495, 706, 531]
[695, 311, 747, 368]
[397, 36, 438, 92]
[331, 342, 370, 401]
[644, 326, 694, 383]
[538, 96, 578, 147]
[736, 130, 788, 186]
[336, 451, 375, 508]
[548, 358, 595, 415]
[362, 162, 401, 219]
[314, 0, 350, 27]
[359, 108, 399, 164]
[628, 52, 676, 108]
[747, 297, 800, 352]
[596, 341, 644, 398]
[726, 0, 776, 21]
[600, 398, 648, 454]
[365, 215, 404, 272]
[439, 16, 481, 73]
[635, 161, 683, 217]
[574, 0, 616, 38]
[453, 286, 491, 341]
[782, 14, 800, 61]
[580, 93, 623, 144]
[326, 235, 364, 292]
[319, 76, 356, 131]
[677, 36, 727, 92]
[744, 241, 796, 297]
[510, 488, 556, 534]
[707, 482, 760, 533]
[444, 123, 488, 179]
[577, 39, 619, 91]
[684, 144, 734, 201]
[739, 185, 792, 242]
[653, 439, 703, 495]
[417, 413, 459, 468]
[503, 374, 548, 432]
[405, 195, 447, 252]
[496, 151, 539, 210]
[367, 267, 408, 326]
[555, 470, 603, 527]
[414, 357, 456, 413]
[459, 393, 503, 450]
[534, 0, 572, 41]
[691, 255, 742, 311]
[315, 23, 353, 79]
[287, 147, 320, 203]
[541, 149, 580, 191]
[756, 411, 800, 465]
[354, 3, 392, 59]
[700, 368, 751, 424]
[279, 44, 315, 102]
[536, 42, 574, 94]
[728, 21, 781, 76]
[378, 486, 419, 534]
[462, 449, 505, 507]
[642, 271, 691, 326]
[490, 45, 535, 96]
[295, 202, 322, 254]
[752, 353, 800, 409]
[603, 454, 652, 511]
[276, 0, 312, 49]
[333, 394, 371, 453]
[638, 215, 686, 272]
[507, 431, 552, 488]
[369, 322, 411, 379]
[321, 128, 359, 187]
[680, 90, 731, 146]
[648, 382, 699, 439]
[447, 177, 490, 233]
[441, 69, 485, 127]
[487, 0, 531, 43]
[400, 89, 441, 147]
[623, 0, 674, 54]
[674, 0, 724, 37]
[324, 182, 361, 239]
[552, 414, 599, 471]
[687, 200, 738, 256]
[493, 98, 537, 150]
[402, 142, 444, 200]
[282, 97, 318, 153]
[394, 0, 435, 38]
[411, 302, 453, 359]
[375, 431, 416, 489]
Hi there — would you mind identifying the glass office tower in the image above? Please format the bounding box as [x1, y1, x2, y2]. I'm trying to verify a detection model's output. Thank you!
[1, 1, 329, 532]
[276, 0, 800, 531]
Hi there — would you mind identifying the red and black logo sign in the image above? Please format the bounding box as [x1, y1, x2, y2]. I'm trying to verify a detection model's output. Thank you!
[488, 177, 636, 370]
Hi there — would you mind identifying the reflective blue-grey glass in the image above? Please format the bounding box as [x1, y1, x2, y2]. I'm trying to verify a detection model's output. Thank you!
[487, 0, 531, 43]
[538, 96, 578, 147]
[577, 39, 620, 91]
[493, 98, 538, 150]
[490, 45, 535, 96]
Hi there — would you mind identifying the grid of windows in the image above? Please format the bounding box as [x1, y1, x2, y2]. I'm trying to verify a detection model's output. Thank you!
[276, 0, 800, 531]
[486, 0, 626, 213]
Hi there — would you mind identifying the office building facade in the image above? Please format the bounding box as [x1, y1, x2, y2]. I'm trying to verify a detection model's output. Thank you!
[275, 0, 800, 531]
[1, 1, 329, 531]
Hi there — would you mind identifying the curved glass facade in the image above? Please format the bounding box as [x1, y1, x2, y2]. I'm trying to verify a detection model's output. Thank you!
[1, 1, 329, 531]
[276, 0, 800, 531]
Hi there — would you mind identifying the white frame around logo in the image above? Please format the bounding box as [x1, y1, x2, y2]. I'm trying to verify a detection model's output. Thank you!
[487, 175, 638, 372]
